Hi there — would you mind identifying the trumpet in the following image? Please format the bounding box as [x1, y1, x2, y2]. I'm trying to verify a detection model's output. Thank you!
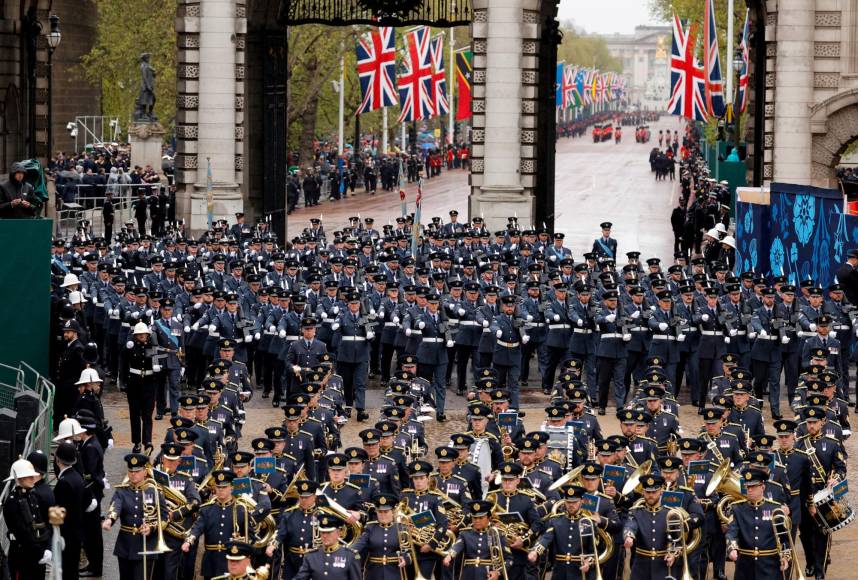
[665, 508, 693, 580]
[772, 508, 807, 580]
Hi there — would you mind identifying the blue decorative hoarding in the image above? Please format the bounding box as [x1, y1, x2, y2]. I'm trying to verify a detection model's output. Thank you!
[735, 182, 851, 287]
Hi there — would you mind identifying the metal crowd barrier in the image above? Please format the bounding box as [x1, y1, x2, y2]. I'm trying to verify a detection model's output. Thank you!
[0, 362, 55, 556]
[54, 183, 168, 238]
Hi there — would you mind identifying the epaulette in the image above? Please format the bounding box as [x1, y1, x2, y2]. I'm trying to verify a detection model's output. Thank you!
[721, 431, 739, 440]
[282, 504, 301, 513]
[453, 474, 468, 484]
[763, 498, 781, 506]
[401, 488, 416, 494]
[298, 429, 313, 437]
[679, 485, 695, 494]
[305, 416, 322, 424]
[345, 482, 361, 491]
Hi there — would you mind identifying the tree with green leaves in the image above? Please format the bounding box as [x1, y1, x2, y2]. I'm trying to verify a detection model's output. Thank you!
[557, 26, 622, 72]
[80, 0, 177, 132]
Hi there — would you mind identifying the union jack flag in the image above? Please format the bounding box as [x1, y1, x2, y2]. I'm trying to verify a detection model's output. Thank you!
[429, 34, 449, 116]
[704, 0, 726, 117]
[667, 13, 708, 122]
[397, 26, 436, 123]
[563, 64, 581, 109]
[737, 8, 750, 113]
[356, 27, 398, 115]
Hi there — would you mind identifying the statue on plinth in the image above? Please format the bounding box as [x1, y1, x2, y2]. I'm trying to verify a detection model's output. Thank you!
[133, 52, 157, 123]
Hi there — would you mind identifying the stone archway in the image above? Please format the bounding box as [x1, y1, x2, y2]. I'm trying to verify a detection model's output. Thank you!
[810, 88, 858, 188]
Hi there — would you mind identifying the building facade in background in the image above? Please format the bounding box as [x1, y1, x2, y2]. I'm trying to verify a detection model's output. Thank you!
[601, 25, 671, 111]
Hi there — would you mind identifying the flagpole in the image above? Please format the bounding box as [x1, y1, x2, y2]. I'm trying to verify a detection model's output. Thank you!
[338, 45, 345, 154]
[448, 29, 455, 144]
[726, 0, 734, 104]
[382, 107, 388, 153]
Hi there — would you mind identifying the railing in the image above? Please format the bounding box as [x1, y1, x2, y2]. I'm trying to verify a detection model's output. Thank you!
[0, 362, 55, 556]
[54, 182, 168, 239]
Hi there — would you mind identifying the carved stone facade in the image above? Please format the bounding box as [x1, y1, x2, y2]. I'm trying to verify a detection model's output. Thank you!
[175, 0, 247, 231]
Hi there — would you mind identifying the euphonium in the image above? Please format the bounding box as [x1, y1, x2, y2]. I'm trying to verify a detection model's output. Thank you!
[397, 500, 454, 555]
[621, 459, 653, 496]
[316, 503, 363, 546]
[772, 508, 807, 580]
[233, 494, 279, 549]
[159, 476, 193, 540]
[706, 461, 745, 526]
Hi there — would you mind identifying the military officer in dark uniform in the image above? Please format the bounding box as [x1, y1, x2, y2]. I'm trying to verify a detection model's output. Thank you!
[182, 470, 251, 580]
[401, 460, 449, 580]
[622, 474, 674, 580]
[434, 446, 471, 511]
[286, 317, 328, 399]
[266, 480, 319, 578]
[698, 407, 744, 466]
[281, 405, 317, 481]
[360, 428, 401, 497]
[319, 453, 364, 518]
[154, 442, 202, 580]
[592, 222, 618, 260]
[490, 295, 527, 408]
[528, 485, 603, 580]
[332, 293, 372, 420]
[351, 493, 411, 580]
[450, 433, 484, 501]
[292, 513, 361, 580]
[726, 468, 786, 580]
[123, 321, 158, 455]
[485, 462, 544, 580]
[443, 499, 512, 580]
[102, 453, 169, 580]
[213, 539, 264, 579]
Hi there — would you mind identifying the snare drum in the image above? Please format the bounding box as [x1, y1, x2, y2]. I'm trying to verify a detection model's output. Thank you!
[812, 487, 855, 533]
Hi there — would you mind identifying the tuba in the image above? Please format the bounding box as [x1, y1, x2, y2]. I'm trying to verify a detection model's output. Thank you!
[315, 494, 363, 545]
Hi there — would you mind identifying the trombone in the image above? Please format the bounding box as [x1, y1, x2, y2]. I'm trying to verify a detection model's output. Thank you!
[488, 523, 510, 580]
[772, 508, 807, 580]
[395, 507, 429, 580]
[140, 481, 170, 580]
[579, 515, 603, 580]
[665, 508, 692, 580]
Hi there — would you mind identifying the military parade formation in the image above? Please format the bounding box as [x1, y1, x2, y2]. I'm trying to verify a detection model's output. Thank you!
[20, 146, 852, 580]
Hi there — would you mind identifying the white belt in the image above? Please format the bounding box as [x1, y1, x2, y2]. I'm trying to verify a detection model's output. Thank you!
[482, 329, 492, 333]
[652, 335, 676, 341]
[95, 302, 104, 307]
[110, 313, 120, 320]
[422, 337, 445, 343]
[264, 330, 276, 335]
[121, 322, 131, 328]
[701, 330, 720, 336]
[548, 324, 570, 329]
[685, 327, 698, 333]
[409, 330, 422, 335]
[798, 331, 816, 338]
[208, 332, 220, 337]
[458, 321, 478, 326]
[630, 326, 647, 332]
[757, 335, 777, 341]
[384, 322, 399, 327]
[233, 337, 244, 343]
[525, 322, 545, 328]
[129, 368, 155, 376]
[341, 336, 367, 342]
[833, 325, 849, 330]
[735, 330, 747, 336]
[135, 266, 147, 272]
[573, 328, 592, 334]
[497, 340, 520, 348]
[285, 336, 300, 341]
[601, 333, 623, 339]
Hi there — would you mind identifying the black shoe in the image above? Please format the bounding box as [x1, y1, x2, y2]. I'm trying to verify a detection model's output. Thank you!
[143, 444, 153, 456]
[345, 407, 353, 418]
[598, 408, 606, 416]
[132, 443, 142, 454]
[272, 398, 280, 407]
[772, 414, 783, 421]
[542, 388, 552, 395]
[356, 410, 370, 422]
[79, 570, 102, 577]
[261, 392, 270, 399]
[437, 413, 447, 422]
[805, 565, 816, 578]
[456, 389, 465, 397]
[698, 407, 706, 415]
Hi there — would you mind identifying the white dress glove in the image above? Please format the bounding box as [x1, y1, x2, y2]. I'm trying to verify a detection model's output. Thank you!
[418, 321, 426, 329]
[458, 308, 466, 316]
[553, 314, 560, 322]
[366, 331, 375, 341]
[446, 340, 455, 348]
[748, 332, 757, 340]
[701, 314, 710, 322]
[759, 329, 768, 338]
[132, 311, 140, 319]
[254, 332, 261, 340]
[393, 316, 400, 324]
[577, 319, 584, 327]
[145, 309, 153, 317]
[677, 334, 686, 342]
[268, 325, 276, 333]
[631, 310, 641, 319]
[320, 311, 328, 320]
[332, 306, 340, 315]
[405, 328, 412, 337]
[724, 336, 731, 344]
[126, 341, 134, 349]
[809, 323, 817, 332]
[658, 322, 668, 331]
[496, 329, 503, 339]
[278, 330, 287, 338]
[729, 328, 738, 337]
[193, 302, 203, 310]
[208, 324, 217, 333]
[192, 322, 200, 331]
[39, 550, 51, 565]
[522, 334, 530, 344]
[184, 326, 191, 333]
[605, 313, 616, 323]
[152, 365, 162, 373]
[623, 333, 632, 341]
[86, 498, 98, 513]
[331, 322, 341, 331]
[781, 335, 790, 344]
[107, 439, 114, 450]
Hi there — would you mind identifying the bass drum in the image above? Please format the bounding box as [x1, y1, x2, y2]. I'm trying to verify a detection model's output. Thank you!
[812, 488, 855, 534]
[465, 438, 492, 499]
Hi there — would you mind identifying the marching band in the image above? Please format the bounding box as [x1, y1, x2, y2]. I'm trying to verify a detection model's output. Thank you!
[39, 202, 856, 580]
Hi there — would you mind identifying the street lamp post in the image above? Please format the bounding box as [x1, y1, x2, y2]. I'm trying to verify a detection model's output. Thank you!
[731, 48, 743, 158]
[45, 15, 62, 160]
